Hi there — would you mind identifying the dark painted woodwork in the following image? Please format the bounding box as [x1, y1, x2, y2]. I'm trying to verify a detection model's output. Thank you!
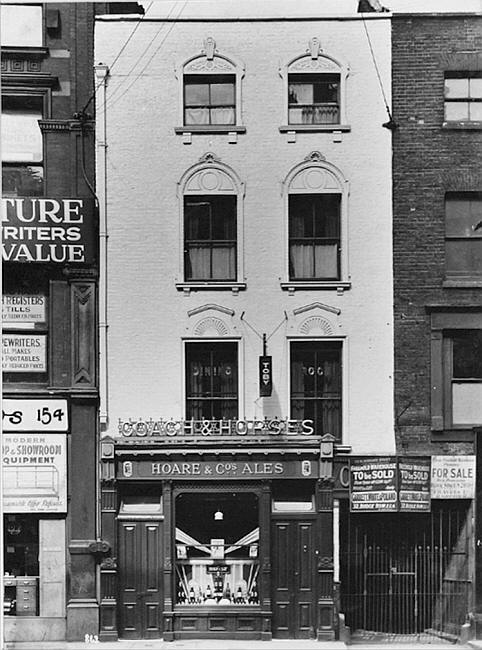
[271, 518, 317, 639]
[118, 520, 163, 639]
[50, 280, 71, 387]
[71, 281, 96, 387]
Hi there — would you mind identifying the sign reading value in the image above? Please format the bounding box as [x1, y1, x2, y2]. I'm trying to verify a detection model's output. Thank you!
[2, 197, 96, 264]
[350, 457, 431, 512]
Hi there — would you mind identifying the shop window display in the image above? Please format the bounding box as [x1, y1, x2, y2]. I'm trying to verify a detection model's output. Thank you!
[175, 492, 259, 606]
[4, 515, 39, 616]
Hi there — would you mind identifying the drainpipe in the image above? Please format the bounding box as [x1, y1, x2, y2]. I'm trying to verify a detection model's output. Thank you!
[94, 64, 109, 429]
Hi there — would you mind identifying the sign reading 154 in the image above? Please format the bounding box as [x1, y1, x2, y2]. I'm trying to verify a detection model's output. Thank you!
[2, 399, 68, 432]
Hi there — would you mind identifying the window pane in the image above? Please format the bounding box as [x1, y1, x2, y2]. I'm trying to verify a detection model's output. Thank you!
[2, 165, 44, 196]
[445, 196, 482, 237]
[185, 83, 209, 106]
[444, 102, 469, 121]
[452, 382, 482, 425]
[211, 83, 234, 106]
[1, 5, 43, 47]
[453, 331, 482, 378]
[185, 202, 211, 240]
[4, 515, 39, 576]
[2, 96, 43, 162]
[313, 81, 339, 103]
[444, 78, 469, 99]
[289, 83, 313, 105]
[185, 107, 210, 125]
[314, 243, 338, 278]
[210, 107, 235, 125]
[445, 239, 482, 276]
[470, 77, 482, 99]
[211, 245, 236, 280]
[469, 102, 482, 121]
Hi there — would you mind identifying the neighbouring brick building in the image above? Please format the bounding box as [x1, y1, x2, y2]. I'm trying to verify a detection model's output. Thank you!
[390, 7, 482, 641]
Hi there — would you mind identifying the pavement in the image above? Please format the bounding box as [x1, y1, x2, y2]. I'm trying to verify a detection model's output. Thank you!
[3, 640, 481, 650]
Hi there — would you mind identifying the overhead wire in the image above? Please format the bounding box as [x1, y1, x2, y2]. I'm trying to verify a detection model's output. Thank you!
[80, 1, 154, 116]
[104, 0, 189, 112]
[360, 11, 397, 129]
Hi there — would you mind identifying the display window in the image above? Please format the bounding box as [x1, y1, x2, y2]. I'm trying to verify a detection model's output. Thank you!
[4, 514, 39, 616]
[175, 492, 259, 606]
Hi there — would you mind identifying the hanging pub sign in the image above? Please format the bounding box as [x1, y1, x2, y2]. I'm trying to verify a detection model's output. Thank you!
[431, 455, 476, 499]
[2, 197, 96, 264]
[398, 458, 431, 511]
[259, 355, 272, 397]
[350, 457, 398, 511]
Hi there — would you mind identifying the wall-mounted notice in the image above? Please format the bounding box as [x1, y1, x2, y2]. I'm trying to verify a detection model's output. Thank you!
[350, 457, 398, 512]
[2, 333, 46, 372]
[2, 433, 67, 513]
[398, 458, 431, 511]
[431, 455, 476, 499]
[2, 399, 68, 432]
[2, 294, 47, 327]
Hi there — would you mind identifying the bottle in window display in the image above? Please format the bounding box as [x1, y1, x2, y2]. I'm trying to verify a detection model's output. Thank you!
[189, 586, 195, 604]
[248, 582, 258, 604]
[224, 582, 231, 601]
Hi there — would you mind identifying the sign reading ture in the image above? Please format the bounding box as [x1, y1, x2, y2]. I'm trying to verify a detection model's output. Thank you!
[2, 197, 96, 264]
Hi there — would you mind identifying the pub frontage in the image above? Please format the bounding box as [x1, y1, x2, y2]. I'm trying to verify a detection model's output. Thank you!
[98, 419, 348, 641]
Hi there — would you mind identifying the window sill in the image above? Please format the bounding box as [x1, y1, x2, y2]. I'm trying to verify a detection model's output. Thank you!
[280, 281, 351, 294]
[1, 46, 49, 58]
[442, 121, 482, 130]
[279, 124, 351, 133]
[176, 282, 247, 295]
[443, 278, 482, 288]
[175, 126, 246, 134]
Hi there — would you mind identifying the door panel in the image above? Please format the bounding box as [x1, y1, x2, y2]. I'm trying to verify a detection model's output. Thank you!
[118, 520, 163, 639]
[272, 519, 317, 639]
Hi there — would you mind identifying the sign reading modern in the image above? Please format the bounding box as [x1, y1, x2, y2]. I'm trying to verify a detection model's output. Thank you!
[2, 197, 96, 264]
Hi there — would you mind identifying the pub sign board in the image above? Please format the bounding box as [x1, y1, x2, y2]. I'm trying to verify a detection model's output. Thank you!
[259, 355, 272, 397]
[2, 197, 96, 264]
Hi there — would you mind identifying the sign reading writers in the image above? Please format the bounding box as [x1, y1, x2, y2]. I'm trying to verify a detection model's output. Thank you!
[2, 197, 96, 264]
[431, 455, 476, 499]
[350, 458, 398, 511]
[2, 433, 67, 513]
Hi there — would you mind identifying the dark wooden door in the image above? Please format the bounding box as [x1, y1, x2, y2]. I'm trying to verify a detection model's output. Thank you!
[272, 518, 317, 639]
[118, 520, 163, 639]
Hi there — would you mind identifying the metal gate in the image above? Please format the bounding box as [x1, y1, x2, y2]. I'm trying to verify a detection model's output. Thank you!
[340, 502, 473, 642]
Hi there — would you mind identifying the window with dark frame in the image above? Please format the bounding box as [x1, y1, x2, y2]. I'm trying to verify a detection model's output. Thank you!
[290, 340, 342, 440]
[184, 74, 235, 126]
[184, 195, 237, 282]
[445, 193, 482, 279]
[444, 72, 482, 122]
[2, 94, 44, 197]
[447, 330, 482, 427]
[288, 73, 340, 125]
[289, 193, 341, 280]
[185, 342, 238, 420]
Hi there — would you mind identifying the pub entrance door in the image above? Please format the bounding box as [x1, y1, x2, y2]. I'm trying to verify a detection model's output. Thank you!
[271, 517, 318, 639]
[118, 520, 163, 639]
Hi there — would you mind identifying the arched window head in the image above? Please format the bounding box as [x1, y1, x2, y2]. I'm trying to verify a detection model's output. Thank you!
[176, 38, 246, 140]
[281, 152, 350, 291]
[176, 153, 246, 292]
[280, 38, 350, 135]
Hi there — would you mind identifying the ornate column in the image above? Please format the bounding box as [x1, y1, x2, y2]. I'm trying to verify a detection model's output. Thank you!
[162, 481, 174, 640]
[99, 438, 118, 641]
[259, 481, 272, 640]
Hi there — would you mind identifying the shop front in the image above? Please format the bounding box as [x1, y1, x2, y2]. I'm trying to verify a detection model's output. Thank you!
[99, 424, 338, 641]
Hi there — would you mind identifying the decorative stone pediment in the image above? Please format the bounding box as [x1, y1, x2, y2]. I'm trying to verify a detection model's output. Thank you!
[178, 153, 244, 196]
[283, 153, 345, 195]
[183, 37, 241, 75]
[186, 304, 237, 337]
[289, 302, 342, 336]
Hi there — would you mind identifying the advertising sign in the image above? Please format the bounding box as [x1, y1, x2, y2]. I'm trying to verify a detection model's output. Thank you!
[398, 458, 431, 511]
[2, 399, 68, 432]
[119, 458, 318, 480]
[2, 293, 46, 327]
[431, 455, 476, 499]
[259, 356, 273, 397]
[2, 433, 67, 513]
[2, 197, 96, 264]
[350, 458, 398, 511]
[2, 333, 46, 372]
